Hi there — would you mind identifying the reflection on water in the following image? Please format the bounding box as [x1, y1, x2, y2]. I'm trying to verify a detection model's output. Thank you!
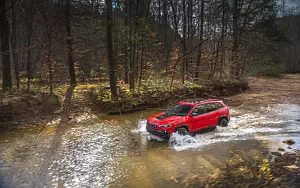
[0, 104, 300, 187]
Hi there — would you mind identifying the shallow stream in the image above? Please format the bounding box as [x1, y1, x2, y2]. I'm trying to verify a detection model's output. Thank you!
[0, 104, 300, 187]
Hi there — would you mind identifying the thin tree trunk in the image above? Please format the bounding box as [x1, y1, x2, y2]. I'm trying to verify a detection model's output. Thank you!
[106, 0, 118, 99]
[210, 40, 220, 80]
[129, 0, 134, 91]
[124, 0, 129, 84]
[66, 0, 77, 86]
[11, 0, 20, 90]
[219, 0, 226, 79]
[134, 0, 140, 78]
[26, 21, 32, 92]
[182, 0, 187, 84]
[231, 0, 239, 78]
[138, 42, 144, 92]
[195, 0, 204, 79]
[48, 38, 53, 95]
[169, 0, 178, 42]
[163, 0, 168, 74]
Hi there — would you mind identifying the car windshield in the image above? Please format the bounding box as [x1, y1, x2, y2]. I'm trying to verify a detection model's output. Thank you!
[166, 104, 193, 116]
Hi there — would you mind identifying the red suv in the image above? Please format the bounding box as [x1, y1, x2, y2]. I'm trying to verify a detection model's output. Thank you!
[146, 99, 230, 139]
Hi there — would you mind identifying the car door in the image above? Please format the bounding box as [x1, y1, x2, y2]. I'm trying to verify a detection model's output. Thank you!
[188, 104, 209, 132]
[204, 103, 219, 127]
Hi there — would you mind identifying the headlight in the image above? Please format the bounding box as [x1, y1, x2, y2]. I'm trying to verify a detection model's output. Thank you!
[161, 124, 172, 128]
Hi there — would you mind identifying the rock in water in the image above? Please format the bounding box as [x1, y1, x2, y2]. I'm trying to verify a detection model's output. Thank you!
[232, 124, 239, 129]
[283, 152, 297, 165]
[284, 164, 299, 169]
[271, 152, 282, 157]
[283, 139, 296, 145]
[279, 148, 285, 152]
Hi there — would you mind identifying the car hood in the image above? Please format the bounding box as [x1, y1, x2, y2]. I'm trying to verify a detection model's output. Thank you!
[148, 112, 186, 125]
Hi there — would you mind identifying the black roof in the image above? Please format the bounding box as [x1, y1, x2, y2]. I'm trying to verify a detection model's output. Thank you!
[181, 98, 221, 104]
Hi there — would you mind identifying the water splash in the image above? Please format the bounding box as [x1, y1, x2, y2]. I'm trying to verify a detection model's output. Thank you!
[136, 104, 300, 151]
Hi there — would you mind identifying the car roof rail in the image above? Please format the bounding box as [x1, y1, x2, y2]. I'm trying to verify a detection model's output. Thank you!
[181, 98, 223, 104]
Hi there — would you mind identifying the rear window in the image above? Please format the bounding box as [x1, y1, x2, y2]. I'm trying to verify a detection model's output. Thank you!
[205, 103, 217, 112]
[166, 104, 193, 116]
[205, 102, 224, 112]
[215, 102, 224, 109]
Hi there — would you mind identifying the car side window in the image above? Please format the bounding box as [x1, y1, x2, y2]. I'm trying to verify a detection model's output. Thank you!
[215, 103, 224, 110]
[206, 103, 217, 112]
[192, 105, 207, 116]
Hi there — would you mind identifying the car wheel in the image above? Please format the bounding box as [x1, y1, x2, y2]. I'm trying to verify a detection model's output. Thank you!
[218, 118, 228, 127]
[175, 128, 189, 135]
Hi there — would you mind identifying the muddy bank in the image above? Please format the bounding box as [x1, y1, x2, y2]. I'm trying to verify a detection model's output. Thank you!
[0, 93, 61, 129]
[89, 81, 249, 114]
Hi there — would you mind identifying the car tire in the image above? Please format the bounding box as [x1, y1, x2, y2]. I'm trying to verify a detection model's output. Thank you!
[218, 118, 228, 127]
[175, 127, 189, 135]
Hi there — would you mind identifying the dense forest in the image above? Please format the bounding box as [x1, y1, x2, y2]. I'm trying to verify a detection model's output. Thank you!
[0, 0, 300, 99]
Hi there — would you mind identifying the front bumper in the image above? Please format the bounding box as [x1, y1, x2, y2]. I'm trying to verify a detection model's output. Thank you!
[146, 125, 169, 139]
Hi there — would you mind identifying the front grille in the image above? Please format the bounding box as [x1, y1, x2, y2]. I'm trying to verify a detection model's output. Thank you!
[147, 122, 158, 129]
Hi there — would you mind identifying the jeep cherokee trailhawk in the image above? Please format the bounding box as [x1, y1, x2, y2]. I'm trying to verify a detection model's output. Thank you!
[146, 99, 230, 139]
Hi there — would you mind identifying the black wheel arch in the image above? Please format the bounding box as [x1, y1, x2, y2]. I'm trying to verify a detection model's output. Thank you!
[218, 115, 229, 124]
[218, 115, 229, 123]
[174, 124, 190, 133]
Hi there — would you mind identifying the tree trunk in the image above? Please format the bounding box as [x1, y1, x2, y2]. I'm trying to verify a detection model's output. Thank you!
[138, 42, 144, 92]
[26, 21, 32, 92]
[210, 40, 220, 80]
[66, 0, 77, 86]
[48, 38, 53, 95]
[106, 0, 118, 99]
[129, 0, 134, 91]
[219, 0, 226, 79]
[195, 0, 204, 79]
[11, 0, 20, 90]
[124, 0, 129, 84]
[182, 0, 187, 84]
[163, 0, 168, 74]
[231, 0, 239, 78]
[169, 0, 178, 42]
[0, 0, 13, 90]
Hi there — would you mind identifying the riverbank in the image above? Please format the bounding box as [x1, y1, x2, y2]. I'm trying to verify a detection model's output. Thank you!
[185, 149, 300, 188]
[0, 79, 248, 129]
[2, 74, 300, 129]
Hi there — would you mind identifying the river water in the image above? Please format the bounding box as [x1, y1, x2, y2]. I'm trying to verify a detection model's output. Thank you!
[0, 103, 300, 188]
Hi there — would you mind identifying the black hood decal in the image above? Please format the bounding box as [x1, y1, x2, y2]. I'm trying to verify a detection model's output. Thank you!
[155, 113, 174, 120]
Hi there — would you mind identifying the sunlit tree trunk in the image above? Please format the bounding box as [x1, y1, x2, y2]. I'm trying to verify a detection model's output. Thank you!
[66, 0, 77, 86]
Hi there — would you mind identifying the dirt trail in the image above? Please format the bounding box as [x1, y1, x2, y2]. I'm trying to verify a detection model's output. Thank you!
[226, 74, 300, 107]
